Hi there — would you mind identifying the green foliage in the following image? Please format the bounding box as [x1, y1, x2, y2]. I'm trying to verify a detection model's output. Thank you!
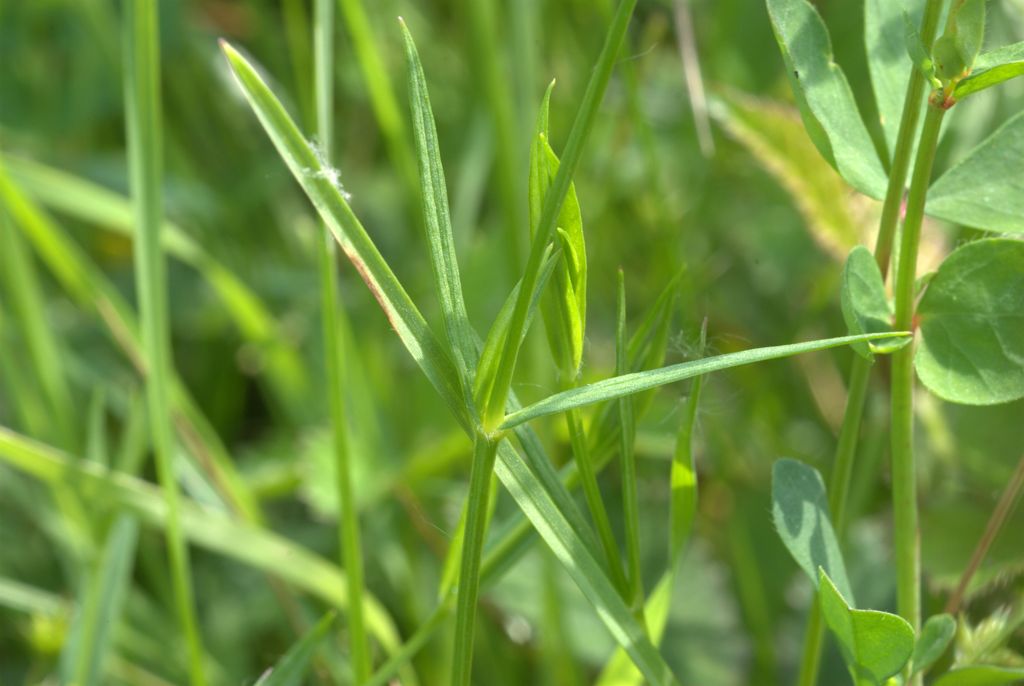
[840, 246, 904, 360]
[955, 42, 1024, 99]
[911, 614, 956, 676]
[817, 570, 915, 686]
[254, 612, 336, 686]
[915, 238, 1024, 405]
[765, 0, 888, 198]
[771, 459, 853, 602]
[933, 665, 1024, 686]
[927, 111, 1024, 233]
[866, 0, 925, 158]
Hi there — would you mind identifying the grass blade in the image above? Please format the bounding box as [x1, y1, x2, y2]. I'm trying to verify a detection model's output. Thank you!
[401, 20, 477, 392]
[220, 40, 467, 428]
[313, 0, 371, 678]
[122, 1, 205, 681]
[63, 515, 140, 686]
[500, 332, 909, 429]
[255, 612, 337, 686]
[616, 271, 643, 616]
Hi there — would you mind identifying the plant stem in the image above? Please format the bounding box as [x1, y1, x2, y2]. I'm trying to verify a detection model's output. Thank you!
[451, 435, 500, 686]
[122, 1, 205, 683]
[617, 270, 644, 616]
[946, 454, 1024, 614]
[892, 101, 946, 648]
[313, 0, 371, 680]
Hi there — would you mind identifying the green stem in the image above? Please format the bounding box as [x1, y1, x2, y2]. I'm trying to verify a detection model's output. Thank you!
[617, 271, 644, 616]
[122, 1, 205, 684]
[892, 104, 945, 645]
[794, 0, 946, 681]
[314, 0, 371, 680]
[451, 436, 500, 686]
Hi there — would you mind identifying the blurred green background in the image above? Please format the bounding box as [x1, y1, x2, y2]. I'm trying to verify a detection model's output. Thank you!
[1, 0, 1022, 683]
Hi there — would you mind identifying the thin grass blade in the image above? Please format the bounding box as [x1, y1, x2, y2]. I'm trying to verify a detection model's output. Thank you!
[255, 612, 337, 686]
[501, 332, 909, 429]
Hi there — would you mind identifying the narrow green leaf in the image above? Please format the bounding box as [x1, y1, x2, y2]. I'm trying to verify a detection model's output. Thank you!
[933, 665, 1024, 686]
[669, 318, 705, 564]
[911, 614, 956, 676]
[766, 0, 888, 199]
[927, 110, 1024, 233]
[401, 20, 476, 389]
[818, 570, 915, 686]
[220, 40, 467, 426]
[62, 515, 140, 686]
[955, 42, 1024, 99]
[594, 573, 674, 686]
[840, 245, 905, 360]
[772, 459, 854, 603]
[616, 271, 642, 613]
[865, 0, 927, 160]
[915, 238, 1024, 405]
[501, 333, 908, 429]
[255, 612, 336, 686]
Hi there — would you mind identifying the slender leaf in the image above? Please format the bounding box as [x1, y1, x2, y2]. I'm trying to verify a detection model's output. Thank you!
[818, 570, 915, 686]
[501, 333, 908, 429]
[62, 515, 140, 686]
[926, 111, 1024, 233]
[401, 20, 476, 388]
[254, 612, 336, 686]
[766, 0, 888, 198]
[772, 459, 854, 603]
[955, 41, 1024, 99]
[912, 614, 956, 676]
[915, 238, 1024, 405]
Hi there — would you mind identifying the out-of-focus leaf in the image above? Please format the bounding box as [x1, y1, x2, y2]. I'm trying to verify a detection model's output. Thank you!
[771, 459, 853, 603]
[818, 569, 915, 686]
[840, 246, 905, 360]
[912, 614, 957, 676]
[955, 42, 1024, 99]
[254, 612, 336, 686]
[865, 0, 926, 160]
[709, 92, 864, 261]
[926, 111, 1024, 233]
[765, 0, 888, 199]
[933, 665, 1024, 686]
[915, 238, 1024, 405]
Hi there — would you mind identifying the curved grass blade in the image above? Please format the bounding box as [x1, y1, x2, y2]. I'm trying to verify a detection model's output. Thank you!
[0, 426, 411, 678]
[255, 612, 336, 686]
[1, 154, 307, 407]
[501, 333, 908, 429]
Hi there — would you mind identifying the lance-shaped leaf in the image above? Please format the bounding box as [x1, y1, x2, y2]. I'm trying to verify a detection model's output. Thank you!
[955, 41, 1024, 100]
[840, 246, 906, 360]
[911, 614, 956, 676]
[529, 82, 588, 374]
[771, 458, 854, 602]
[915, 238, 1024, 405]
[818, 570, 915, 686]
[255, 612, 336, 686]
[933, 0, 986, 82]
[766, 0, 888, 199]
[927, 110, 1024, 233]
[401, 21, 477, 388]
[500, 333, 908, 429]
